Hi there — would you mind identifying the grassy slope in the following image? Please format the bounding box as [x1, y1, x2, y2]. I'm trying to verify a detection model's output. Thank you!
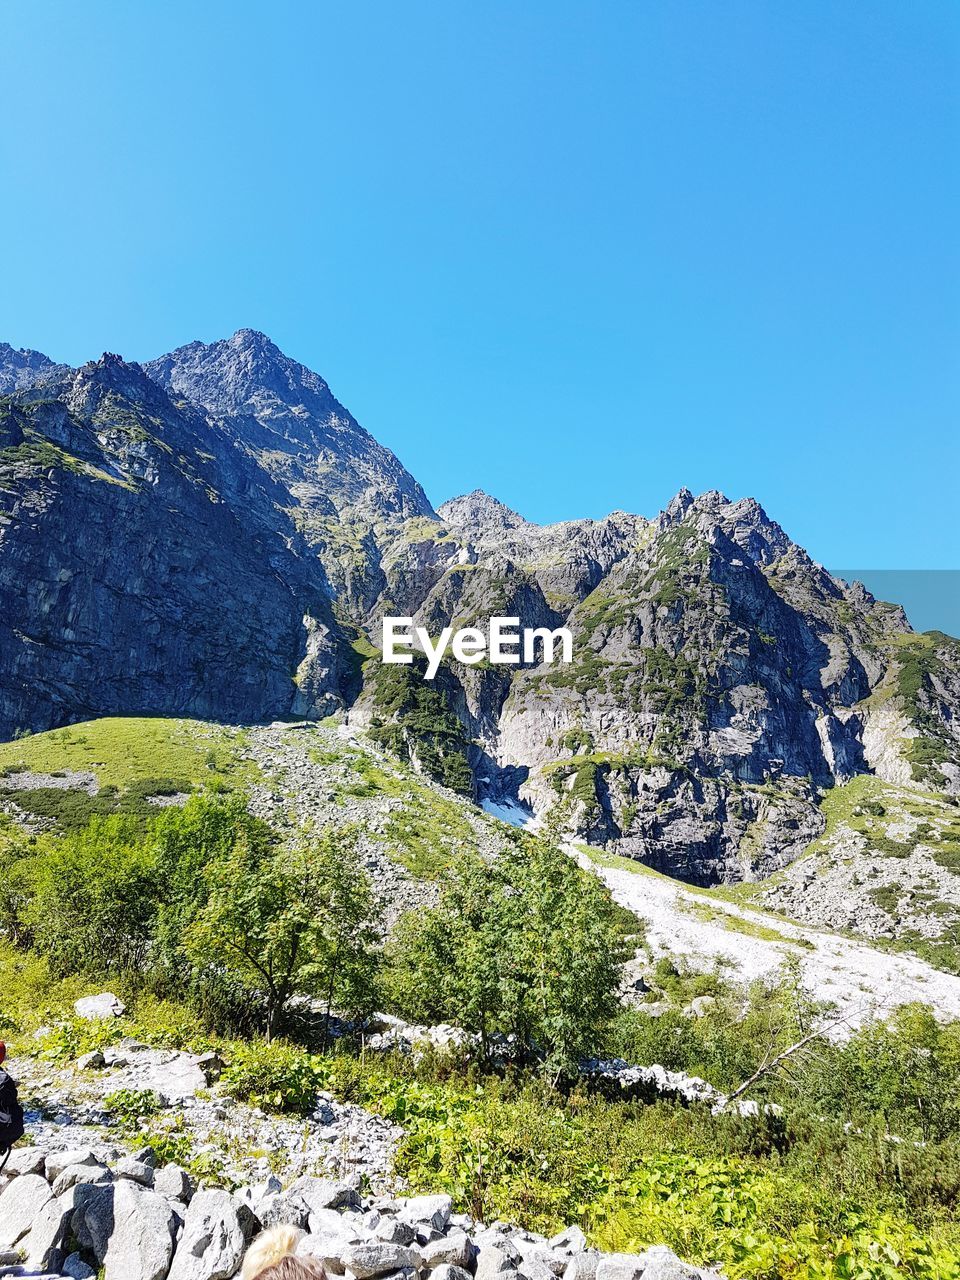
[0, 716, 258, 789]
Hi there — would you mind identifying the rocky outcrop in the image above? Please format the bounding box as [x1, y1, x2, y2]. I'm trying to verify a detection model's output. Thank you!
[0, 1152, 720, 1280]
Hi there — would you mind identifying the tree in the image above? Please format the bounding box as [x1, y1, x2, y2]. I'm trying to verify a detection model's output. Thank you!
[385, 837, 632, 1079]
[26, 816, 160, 977]
[184, 824, 379, 1042]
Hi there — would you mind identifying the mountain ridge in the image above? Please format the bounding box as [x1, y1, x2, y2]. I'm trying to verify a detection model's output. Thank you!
[2, 331, 958, 910]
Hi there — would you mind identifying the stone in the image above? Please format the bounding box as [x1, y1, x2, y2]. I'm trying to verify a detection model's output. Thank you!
[116, 1158, 155, 1188]
[304, 1206, 364, 1242]
[1, 1147, 46, 1178]
[22, 1188, 83, 1272]
[562, 1252, 600, 1280]
[682, 997, 717, 1020]
[431, 1268, 474, 1280]
[632, 1247, 720, 1280]
[74, 1181, 177, 1280]
[167, 1189, 254, 1280]
[475, 1245, 521, 1280]
[74, 993, 126, 1020]
[373, 1216, 417, 1246]
[155, 1163, 194, 1203]
[301, 1232, 357, 1275]
[595, 1256, 649, 1280]
[76, 1050, 106, 1070]
[0, 1173, 54, 1247]
[63, 1254, 97, 1280]
[395, 1194, 452, 1232]
[51, 1162, 112, 1197]
[521, 1253, 561, 1280]
[290, 1175, 362, 1212]
[549, 1227, 588, 1255]
[45, 1148, 102, 1183]
[342, 1242, 421, 1278]
[422, 1232, 476, 1270]
[256, 1191, 311, 1230]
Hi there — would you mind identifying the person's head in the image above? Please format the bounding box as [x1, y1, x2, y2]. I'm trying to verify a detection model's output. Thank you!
[0, 1042, 6, 1066]
[241, 1226, 327, 1280]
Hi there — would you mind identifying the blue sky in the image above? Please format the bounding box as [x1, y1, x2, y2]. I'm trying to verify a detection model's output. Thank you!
[2, 2, 957, 586]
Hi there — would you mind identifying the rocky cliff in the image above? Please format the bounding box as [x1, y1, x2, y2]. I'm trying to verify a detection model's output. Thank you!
[2, 330, 958, 889]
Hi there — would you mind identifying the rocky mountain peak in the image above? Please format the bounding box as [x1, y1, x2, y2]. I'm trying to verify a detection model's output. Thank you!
[0, 342, 68, 394]
[664, 487, 695, 522]
[65, 352, 173, 419]
[144, 329, 338, 420]
[438, 490, 530, 532]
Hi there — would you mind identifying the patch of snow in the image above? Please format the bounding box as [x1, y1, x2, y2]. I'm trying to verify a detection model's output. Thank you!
[482, 796, 534, 828]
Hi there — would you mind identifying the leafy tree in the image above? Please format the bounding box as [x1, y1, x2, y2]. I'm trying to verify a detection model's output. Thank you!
[26, 815, 160, 976]
[184, 824, 379, 1041]
[385, 838, 632, 1079]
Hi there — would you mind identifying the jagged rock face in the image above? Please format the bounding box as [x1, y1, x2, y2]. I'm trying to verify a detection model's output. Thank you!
[0, 352, 351, 735]
[2, 330, 960, 887]
[145, 330, 436, 616]
[0, 342, 69, 394]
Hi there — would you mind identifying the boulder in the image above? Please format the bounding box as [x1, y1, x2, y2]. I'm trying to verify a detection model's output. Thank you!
[63, 1253, 97, 1280]
[74, 1181, 177, 1280]
[155, 1163, 194, 1204]
[168, 1188, 255, 1280]
[563, 1252, 600, 1280]
[342, 1242, 421, 1278]
[301, 1231, 357, 1275]
[550, 1228, 588, 1256]
[46, 1148, 103, 1183]
[290, 1175, 362, 1213]
[374, 1217, 417, 1246]
[74, 992, 126, 1020]
[116, 1158, 155, 1188]
[518, 1250, 563, 1280]
[76, 1050, 106, 1070]
[0, 1173, 54, 1248]
[475, 1245, 521, 1280]
[51, 1162, 112, 1197]
[1, 1147, 46, 1178]
[432, 1268, 474, 1280]
[632, 1247, 721, 1280]
[422, 1232, 476, 1270]
[22, 1187, 85, 1272]
[395, 1195, 452, 1233]
[256, 1190, 311, 1230]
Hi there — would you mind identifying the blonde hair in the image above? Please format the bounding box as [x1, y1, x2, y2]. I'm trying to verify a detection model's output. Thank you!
[242, 1226, 320, 1280]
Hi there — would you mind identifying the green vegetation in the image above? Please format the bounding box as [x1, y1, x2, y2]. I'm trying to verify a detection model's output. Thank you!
[3, 940, 960, 1279]
[0, 716, 256, 790]
[368, 659, 473, 793]
[3, 720, 960, 1277]
[383, 839, 634, 1080]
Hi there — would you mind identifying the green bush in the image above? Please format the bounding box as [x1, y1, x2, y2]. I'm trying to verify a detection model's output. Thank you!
[220, 1042, 325, 1113]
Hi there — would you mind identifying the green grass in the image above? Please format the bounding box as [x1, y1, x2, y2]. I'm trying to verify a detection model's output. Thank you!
[0, 717, 258, 791]
[0, 718, 260, 828]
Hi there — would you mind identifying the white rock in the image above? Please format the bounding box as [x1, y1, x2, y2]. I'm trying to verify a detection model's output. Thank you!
[422, 1232, 475, 1270]
[76, 1181, 177, 1280]
[51, 1162, 112, 1197]
[343, 1242, 421, 1277]
[395, 1194, 452, 1232]
[45, 1148, 102, 1183]
[155, 1163, 194, 1203]
[168, 1188, 253, 1280]
[74, 993, 126, 1020]
[0, 1173, 54, 1248]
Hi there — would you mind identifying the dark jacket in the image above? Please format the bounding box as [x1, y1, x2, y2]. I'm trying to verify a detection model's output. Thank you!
[0, 1067, 24, 1156]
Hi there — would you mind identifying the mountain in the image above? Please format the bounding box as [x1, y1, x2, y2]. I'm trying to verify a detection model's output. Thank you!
[3, 330, 959, 910]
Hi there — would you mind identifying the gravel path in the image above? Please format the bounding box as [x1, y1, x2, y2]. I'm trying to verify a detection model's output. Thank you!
[573, 846, 960, 1032]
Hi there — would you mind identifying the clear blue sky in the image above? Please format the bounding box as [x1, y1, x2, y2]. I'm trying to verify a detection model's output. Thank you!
[2, 1, 958, 577]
